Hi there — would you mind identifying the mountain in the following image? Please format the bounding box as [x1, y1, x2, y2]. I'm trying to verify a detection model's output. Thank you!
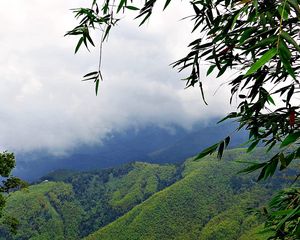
[1, 148, 296, 239]
[14, 121, 246, 181]
[1, 162, 178, 239]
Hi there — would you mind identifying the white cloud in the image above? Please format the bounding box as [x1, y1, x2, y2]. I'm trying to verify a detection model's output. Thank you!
[0, 0, 233, 154]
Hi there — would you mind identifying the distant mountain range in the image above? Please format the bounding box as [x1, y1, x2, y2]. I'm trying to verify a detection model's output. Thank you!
[14, 120, 247, 181]
[1, 148, 296, 240]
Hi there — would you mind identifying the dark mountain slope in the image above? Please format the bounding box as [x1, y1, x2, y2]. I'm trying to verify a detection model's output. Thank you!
[14, 121, 246, 181]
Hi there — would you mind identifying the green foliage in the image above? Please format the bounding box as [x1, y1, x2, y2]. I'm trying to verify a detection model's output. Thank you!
[0, 182, 83, 240]
[264, 188, 300, 239]
[1, 149, 297, 239]
[84, 149, 290, 240]
[67, 1, 300, 237]
[1, 162, 177, 239]
[0, 151, 27, 235]
[239, 224, 273, 240]
[60, 162, 177, 237]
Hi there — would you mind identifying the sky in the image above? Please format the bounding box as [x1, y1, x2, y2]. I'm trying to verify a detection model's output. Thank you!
[0, 0, 234, 155]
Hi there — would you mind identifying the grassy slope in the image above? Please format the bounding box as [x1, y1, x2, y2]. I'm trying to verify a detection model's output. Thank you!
[85, 149, 285, 240]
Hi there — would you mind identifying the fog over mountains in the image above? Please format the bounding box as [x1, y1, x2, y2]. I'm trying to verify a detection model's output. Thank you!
[14, 121, 246, 181]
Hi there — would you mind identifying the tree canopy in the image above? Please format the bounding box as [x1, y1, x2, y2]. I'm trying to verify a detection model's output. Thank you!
[66, 0, 300, 238]
[0, 151, 27, 234]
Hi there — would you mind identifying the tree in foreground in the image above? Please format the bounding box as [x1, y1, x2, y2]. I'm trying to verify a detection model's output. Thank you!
[66, 0, 300, 238]
[0, 151, 27, 235]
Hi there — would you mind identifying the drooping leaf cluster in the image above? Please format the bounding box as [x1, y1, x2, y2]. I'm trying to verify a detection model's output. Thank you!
[264, 188, 300, 239]
[67, 0, 300, 175]
[67, 0, 300, 238]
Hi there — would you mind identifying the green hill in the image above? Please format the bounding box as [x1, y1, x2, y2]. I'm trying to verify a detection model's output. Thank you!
[0, 148, 295, 239]
[0, 182, 83, 240]
[0, 162, 177, 239]
[85, 149, 282, 240]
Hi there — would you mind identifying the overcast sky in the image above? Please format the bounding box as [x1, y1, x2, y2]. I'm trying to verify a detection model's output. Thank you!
[0, 0, 234, 155]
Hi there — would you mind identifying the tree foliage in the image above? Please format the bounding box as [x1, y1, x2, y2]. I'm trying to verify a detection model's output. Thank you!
[0, 151, 27, 234]
[66, 0, 300, 238]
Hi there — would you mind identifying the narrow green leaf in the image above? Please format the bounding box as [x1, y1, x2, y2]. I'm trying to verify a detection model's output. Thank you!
[217, 141, 225, 159]
[286, 85, 294, 105]
[264, 156, 278, 179]
[287, 0, 300, 19]
[230, 10, 241, 30]
[225, 136, 230, 148]
[85, 33, 95, 46]
[163, 0, 172, 10]
[103, 25, 111, 41]
[194, 143, 218, 160]
[277, 206, 300, 230]
[267, 95, 275, 105]
[246, 36, 277, 51]
[82, 77, 96, 81]
[239, 28, 254, 44]
[281, 31, 300, 53]
[278, 5, 289, 20]
[247, 139, 260, 152]
[238, 162, 266, 174]
[83, 71, 98, 78]
[280, 132, 300, 148]
[206, 65, 216, 76]
[217, 65, 227, 78]
[271, 209, 294, 216]
[139, 12, 151, 26]
[245, 48, 277, 76]
[75, 37, 84, 54]
[125, 6, 140, 11]
[257, 166, 267, 181]
[217, 112, 238, 123]
[199, 82, 208, 105]
[117, 0, 126, 13]
[284, 152, 295, 167]
[278, 39, 296, 79]
[95, 79, 100, 96]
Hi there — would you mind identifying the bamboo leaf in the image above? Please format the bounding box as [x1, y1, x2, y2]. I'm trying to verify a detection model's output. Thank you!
[163, 0, 172, 10]
[245, 48, 277, 76]
[280, 132, 300, 148]
[125, 6, 140, 10]
[117, 0, 126, 13]
[281, 31, 300, 53]
[95, 79, 100, 95]
[194, 143, 218, 160]
[247, 139, 260, 152]
[75, 37, 84, 54]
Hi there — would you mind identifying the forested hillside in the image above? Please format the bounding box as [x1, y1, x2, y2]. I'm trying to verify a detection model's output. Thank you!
[85, 149, 289, 240]
[1, 162, 177, 239]
[0, 148, 296, 239]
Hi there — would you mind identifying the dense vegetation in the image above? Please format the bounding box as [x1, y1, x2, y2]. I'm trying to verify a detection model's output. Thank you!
[0, 182, 83, 240]
[0, 148, 297, 239]
[0, 162, 177, 239]
[0, 151, 27, 235]
[85, 149, 294, 240]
